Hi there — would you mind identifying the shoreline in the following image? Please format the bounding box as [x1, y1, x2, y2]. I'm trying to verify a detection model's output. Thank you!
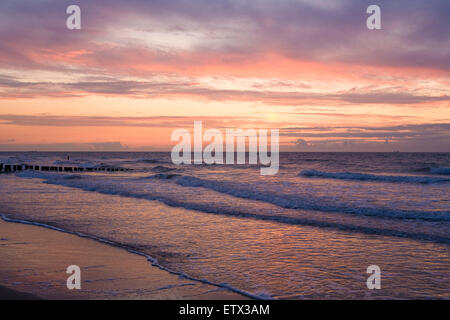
[0, 217, 249, 300]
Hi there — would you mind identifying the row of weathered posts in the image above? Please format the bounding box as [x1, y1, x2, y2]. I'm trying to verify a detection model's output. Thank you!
[0, 163, 129, 173]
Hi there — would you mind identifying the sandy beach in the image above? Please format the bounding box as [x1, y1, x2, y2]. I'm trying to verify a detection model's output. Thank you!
[0, 218, 248, 300]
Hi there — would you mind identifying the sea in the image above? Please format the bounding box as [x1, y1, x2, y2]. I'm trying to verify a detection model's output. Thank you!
[0, 152, 449, 299]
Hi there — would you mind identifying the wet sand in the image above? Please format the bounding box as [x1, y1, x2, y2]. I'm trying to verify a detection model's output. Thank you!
[0, 284, 41, 300]
[0, 218, 248, 300]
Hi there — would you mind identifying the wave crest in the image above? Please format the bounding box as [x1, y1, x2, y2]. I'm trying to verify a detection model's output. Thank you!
[299, 169, 450, 184]
[430, 167, 450, 175]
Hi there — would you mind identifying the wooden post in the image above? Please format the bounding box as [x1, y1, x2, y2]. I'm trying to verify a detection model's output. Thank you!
[0, 164, 128, 173]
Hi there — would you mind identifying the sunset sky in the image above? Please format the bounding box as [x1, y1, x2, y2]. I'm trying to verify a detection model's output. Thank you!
[0, 0, 449, 151]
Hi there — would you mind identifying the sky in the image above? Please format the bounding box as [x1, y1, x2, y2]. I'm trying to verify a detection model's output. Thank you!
[0, 0, 449, 151]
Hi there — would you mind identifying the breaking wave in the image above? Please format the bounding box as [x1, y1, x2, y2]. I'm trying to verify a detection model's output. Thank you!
[299, 169, 450, 184]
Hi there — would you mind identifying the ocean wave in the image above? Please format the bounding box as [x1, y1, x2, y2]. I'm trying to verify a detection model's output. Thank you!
[0, 214, 269, 300]
[299, 169, 450, 184]
[62, 174, 84, 180]
[176, 176, 449, 221]
[10, 171, 450, 242]
[139, 159, 163, 164]
[430, 167, 450, 175]
[14, 171, 450, 222]
[51, 158, 100, 166]
[146, 173, 181, 179]
[150, 166, 176, 173]
[175, 176, 450, 222]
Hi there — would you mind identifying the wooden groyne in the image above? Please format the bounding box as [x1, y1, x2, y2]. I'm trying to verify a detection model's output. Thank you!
[0, 164, 130, 173]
